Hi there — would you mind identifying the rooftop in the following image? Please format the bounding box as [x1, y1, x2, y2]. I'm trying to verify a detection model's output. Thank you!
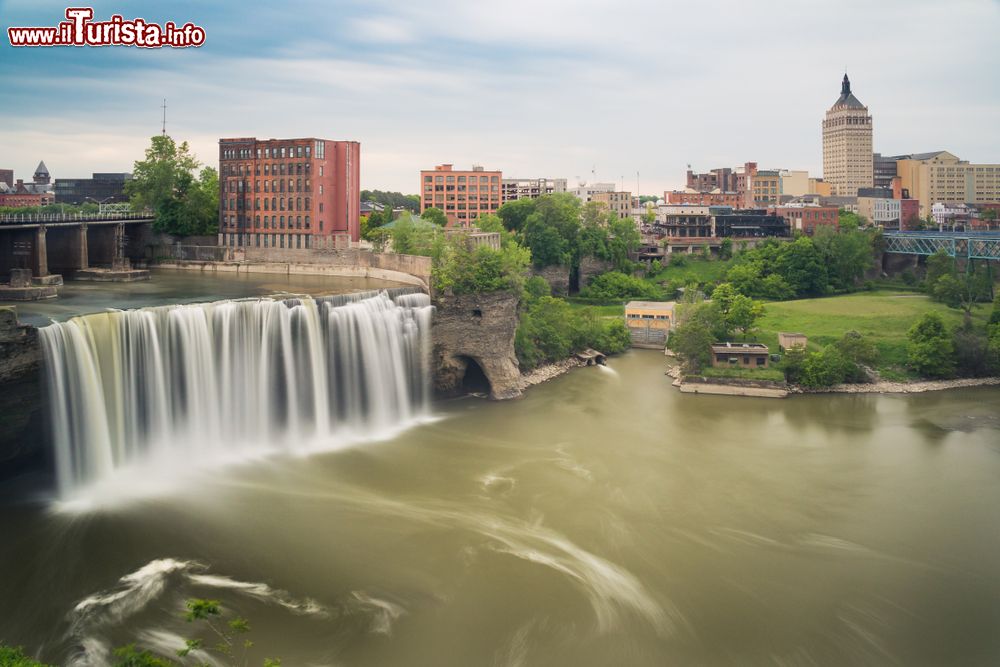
[710, 342, 769, 354]
[625, 301, 676, 312]
[829, 73, 866, 110]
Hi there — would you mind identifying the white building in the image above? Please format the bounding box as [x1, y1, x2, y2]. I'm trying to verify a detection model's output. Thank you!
[501, 177, 567, 203]
[568, 182, 615, 204]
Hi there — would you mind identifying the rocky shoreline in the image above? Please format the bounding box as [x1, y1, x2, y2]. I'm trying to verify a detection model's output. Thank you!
[517, 358, 586, 391]
[797, 376, 1000, 395]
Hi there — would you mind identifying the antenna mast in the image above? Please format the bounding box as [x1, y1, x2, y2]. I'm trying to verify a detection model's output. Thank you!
[161, 99, 167, 136]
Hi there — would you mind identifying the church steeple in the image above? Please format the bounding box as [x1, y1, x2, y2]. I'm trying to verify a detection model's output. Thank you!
[841, 73, 851, 96]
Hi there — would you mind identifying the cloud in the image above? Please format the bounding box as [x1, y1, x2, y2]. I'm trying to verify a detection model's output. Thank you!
[1, 0, 998, 193]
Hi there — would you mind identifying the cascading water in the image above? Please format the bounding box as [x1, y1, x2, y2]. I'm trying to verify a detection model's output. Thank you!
[39, 289, 433, 500]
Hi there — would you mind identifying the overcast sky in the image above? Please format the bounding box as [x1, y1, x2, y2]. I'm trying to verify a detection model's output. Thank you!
[2, 0, 999, 195]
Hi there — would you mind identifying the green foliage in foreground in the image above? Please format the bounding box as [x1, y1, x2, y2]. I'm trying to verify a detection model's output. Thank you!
[515, 291, 631, 370]
[0, 645, 55, 667]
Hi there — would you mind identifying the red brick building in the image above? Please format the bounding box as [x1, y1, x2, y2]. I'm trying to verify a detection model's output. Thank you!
[0, 191, 50, 207]
[771, 205, 839, 235]
[218, 137, 360, 248]
[420, 164, 502, 227]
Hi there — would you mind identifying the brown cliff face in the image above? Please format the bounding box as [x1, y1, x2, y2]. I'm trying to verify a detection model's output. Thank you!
[431, 291, 522, 400]
[0, 307, 45, 473]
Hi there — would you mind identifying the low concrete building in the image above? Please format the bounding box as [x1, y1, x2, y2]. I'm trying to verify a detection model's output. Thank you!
[711, 342, 770, 368]
[778, 332, 807, 351]
[625, 300, 675, 348]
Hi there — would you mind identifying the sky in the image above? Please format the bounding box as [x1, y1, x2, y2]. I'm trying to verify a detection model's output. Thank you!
[2, 0, 999, 195]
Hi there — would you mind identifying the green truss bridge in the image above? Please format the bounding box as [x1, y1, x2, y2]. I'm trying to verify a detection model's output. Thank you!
[883, 231, 1000, 261]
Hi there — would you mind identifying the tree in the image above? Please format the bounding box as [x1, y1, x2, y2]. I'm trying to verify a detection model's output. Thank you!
[421, 206, 447, 226]
[907, 313, 956, 378]
[719, 238, 733, 260]
[812, 225, 874, 292]
[669, 301, 726, 371]
[727, 294, 765, 338]
[799, 347, 853, 387]
[607, 216, 640, 272]
[776, 237, 828, 297]
[126, 136, 217, 236]
[496, 197, 536, 233]
[928, 259, 992, 328]
[924, 249, 954, 288]
[521, 193, 581, 268]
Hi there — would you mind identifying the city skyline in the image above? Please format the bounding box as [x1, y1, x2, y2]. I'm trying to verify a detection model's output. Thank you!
[2, 0, 999, 194]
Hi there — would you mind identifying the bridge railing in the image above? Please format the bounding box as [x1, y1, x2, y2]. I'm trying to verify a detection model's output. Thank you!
[0, 211, 154, 225]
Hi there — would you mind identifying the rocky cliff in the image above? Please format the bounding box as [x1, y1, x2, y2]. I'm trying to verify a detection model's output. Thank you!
[0, 307, 45, 474]
[431, 291, 523, 400]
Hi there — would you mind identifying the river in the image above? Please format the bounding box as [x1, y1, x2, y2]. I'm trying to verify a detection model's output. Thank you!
[6, 269, 401, 327]
[2, 345, 999, 665]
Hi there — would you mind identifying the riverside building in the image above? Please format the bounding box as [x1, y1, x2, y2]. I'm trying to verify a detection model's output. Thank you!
[218, 137, 361, 248]
[421, 164, 502, 227]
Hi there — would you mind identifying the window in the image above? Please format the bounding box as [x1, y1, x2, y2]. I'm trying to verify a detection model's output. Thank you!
[305, 146, 311, 158]
[319, 185, 324, 195]
[280, 147, 286, 158]
[280, 215, 285, 229]
[319, 202, 324, 212]
[296, 146, 303, 158]
[305, 215, 310, 229]
[319, 166, 324, 176]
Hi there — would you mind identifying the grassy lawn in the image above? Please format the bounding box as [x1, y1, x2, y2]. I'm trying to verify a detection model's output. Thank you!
[753, 290, 990, 379]
[697, 366, 786, 382]
[564, 301, 626, 317]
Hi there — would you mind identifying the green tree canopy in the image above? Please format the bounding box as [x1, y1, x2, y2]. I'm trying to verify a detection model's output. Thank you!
[907, 312, 956, 378]
[125, 136, 218, 236]
[421, 206, 447, 226]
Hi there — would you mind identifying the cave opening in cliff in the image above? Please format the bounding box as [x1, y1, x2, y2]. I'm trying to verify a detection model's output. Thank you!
[460, 357, 492, 396]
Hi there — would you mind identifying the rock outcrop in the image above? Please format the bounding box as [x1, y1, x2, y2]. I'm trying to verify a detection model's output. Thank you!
[0, 307, 45, 474]
[431, 291, 523, 400]
[578, 256, 613, 290]
[531, 265, 570, 296]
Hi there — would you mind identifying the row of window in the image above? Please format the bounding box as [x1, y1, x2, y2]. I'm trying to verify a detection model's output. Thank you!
[224, 233, 313, 249]
[424, 175, 499, 184]
[222, 162, 324, 178]
[222, 197, 318, 212]
[225, 179, 313, 194]
[222, 214, 315, 230]
[221, 145, 314, 161]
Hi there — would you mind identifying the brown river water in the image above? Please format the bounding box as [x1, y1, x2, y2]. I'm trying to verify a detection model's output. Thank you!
[2, 272, 1000, 666]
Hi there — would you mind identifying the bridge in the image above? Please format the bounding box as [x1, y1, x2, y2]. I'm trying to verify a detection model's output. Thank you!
[883, 231, 1000, 261]
[0, 212, 154, 277]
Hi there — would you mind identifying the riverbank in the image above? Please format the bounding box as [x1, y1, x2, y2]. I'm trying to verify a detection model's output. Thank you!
[798, 376, 1000, 394]
[666, 359, 1000, 397]
[517, 357, 586, 391]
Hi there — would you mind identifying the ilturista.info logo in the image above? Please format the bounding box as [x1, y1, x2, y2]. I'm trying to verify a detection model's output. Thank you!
[7, 7, 206, 48]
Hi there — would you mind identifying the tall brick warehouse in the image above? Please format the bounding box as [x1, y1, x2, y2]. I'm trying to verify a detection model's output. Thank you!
[218, 137, 360, 248]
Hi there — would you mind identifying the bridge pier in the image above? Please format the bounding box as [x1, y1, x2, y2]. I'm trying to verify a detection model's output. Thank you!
[34, 226, 48, 277]
[78, 223, 89, 270]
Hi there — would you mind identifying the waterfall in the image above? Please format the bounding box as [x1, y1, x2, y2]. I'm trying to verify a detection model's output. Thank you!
[39, 289, 433, 499]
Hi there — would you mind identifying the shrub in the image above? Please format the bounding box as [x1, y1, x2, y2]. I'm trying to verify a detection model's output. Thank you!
[580, 271, 659, 300]
[907, 313, 956, 379]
